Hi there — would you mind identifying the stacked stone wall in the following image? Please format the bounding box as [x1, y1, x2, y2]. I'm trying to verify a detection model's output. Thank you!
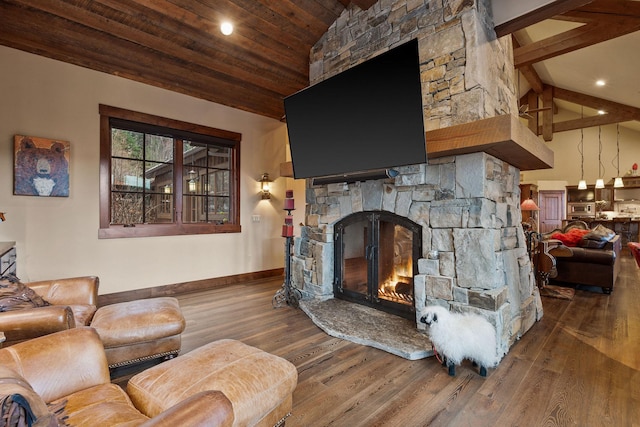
[292, 0, 541, 359]
[292, 153, 544, 358]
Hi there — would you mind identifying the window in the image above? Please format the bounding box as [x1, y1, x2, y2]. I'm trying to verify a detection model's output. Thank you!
[99, 105, 241, 238]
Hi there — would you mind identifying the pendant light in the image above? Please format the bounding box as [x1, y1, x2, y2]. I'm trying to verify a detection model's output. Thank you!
[578, 107, 587, 189]
[613, 123, 624, 188]
[595, 126, 605, 189]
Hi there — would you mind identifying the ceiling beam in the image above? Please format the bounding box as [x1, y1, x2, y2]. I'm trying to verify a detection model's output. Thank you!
[554, 87, 640, 121]
[494, 0, 594, 37]
[514, 1, 640, 68]
[535, 86, 640, 135]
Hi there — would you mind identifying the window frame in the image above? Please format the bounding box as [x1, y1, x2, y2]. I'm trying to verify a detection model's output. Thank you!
[99, 104, 241, 239]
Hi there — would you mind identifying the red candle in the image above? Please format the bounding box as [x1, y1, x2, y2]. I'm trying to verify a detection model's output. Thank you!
[284, 198, 295, 210]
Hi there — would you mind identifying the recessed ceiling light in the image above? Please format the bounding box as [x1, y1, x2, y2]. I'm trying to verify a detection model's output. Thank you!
[596, 80, 606, 86]
[221, 21, 233, 36]
[598, 110, 606, 115]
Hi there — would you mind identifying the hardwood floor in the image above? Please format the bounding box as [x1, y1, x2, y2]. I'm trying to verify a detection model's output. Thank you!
[158, 255, 640, 426]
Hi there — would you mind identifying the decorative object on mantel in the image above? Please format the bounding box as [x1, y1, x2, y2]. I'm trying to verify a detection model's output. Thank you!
[14, 135, 70, 197]
[273, 190, 301, 308]
[613, 124, 624, 188]
[578, 107, 587, 190]
[595, 126, 605, 189]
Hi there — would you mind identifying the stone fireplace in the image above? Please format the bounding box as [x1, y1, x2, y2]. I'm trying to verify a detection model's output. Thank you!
[288, 0, 551, 359]
[334, 210, 422, 319]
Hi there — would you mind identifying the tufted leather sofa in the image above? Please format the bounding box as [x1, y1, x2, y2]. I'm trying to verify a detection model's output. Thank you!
[549, 234, 621, 294]
[0, 276, 186, 368]
[0, 276, 99, 346]
[0, 327, 234, 426]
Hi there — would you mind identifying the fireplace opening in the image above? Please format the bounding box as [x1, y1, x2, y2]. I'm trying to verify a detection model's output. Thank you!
[334, 211, 422, 319]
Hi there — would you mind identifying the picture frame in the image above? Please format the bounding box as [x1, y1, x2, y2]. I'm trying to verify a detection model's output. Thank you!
[14, 135, 70, 197]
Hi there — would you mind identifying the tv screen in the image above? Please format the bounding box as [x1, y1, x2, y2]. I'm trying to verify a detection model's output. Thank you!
[284, 39, 426, 180]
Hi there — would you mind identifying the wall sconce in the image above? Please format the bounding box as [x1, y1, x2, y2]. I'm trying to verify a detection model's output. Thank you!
[164, 184, 171, 194]
[260, 173, 271, 199]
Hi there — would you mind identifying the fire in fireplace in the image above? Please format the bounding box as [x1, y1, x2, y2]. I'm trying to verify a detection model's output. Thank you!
[334, 211, 422, 319]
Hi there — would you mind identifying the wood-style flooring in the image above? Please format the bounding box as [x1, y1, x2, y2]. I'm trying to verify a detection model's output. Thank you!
[132, 255, 640, 426]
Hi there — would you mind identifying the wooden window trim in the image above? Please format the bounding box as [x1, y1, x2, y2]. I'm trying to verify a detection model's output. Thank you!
[99, 104, 242, 239]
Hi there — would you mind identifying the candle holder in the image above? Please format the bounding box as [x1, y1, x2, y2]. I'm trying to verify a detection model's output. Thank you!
[273, 190, 301, 308]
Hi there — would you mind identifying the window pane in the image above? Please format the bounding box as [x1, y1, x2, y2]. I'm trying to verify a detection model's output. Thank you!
[208, 146, 231, 168]
[182, 194, 205, 223]
[209, 196, 229, 223]
[145, 161, 173, 194]
[112, 129, 143, 159]
[111, 192, 143, 224]
[145, 134, 174, 163]
[112, 158, 144, 192]
[145, 194, 173, 224]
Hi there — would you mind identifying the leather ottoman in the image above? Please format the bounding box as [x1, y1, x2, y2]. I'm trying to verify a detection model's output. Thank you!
[91, 297, 186, 368]
[126, 339, 298, 427]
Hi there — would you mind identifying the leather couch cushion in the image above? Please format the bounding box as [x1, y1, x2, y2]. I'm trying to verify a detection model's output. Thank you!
[560, 248, 616, 265]
[127, 339, 298, 427]
[49, 383, 149, 426]
[91, 297, 185, 347]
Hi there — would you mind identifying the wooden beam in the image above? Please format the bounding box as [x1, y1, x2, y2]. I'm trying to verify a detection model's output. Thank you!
[553, 87, 640, 121]
[425, 115, 553, 170]
[527, 90, 539, 134]
[514, 11, 640, 67]
[545, 113, 635, 134]
[542, 85, 554, 141]
[512, 36, 545, 94]
[495, 0, 595, 37]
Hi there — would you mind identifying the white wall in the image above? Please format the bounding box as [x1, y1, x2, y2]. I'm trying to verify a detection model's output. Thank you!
[522, 108, 640, 190]
[0, 46, 298, 294]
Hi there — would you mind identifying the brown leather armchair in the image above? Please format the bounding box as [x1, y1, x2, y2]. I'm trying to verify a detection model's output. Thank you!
[0, 327, 234, 426]
[0, 276, 98, 346]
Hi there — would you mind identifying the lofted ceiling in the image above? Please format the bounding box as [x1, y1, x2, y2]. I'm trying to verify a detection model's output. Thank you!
[499, 0, 640, 139]
[0, 0, 638, 138]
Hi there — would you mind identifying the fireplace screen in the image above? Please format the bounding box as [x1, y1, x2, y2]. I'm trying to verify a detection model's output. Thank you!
[334, 211, 421, 319]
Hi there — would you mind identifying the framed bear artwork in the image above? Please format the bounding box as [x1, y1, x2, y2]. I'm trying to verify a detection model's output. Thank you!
[14, 135, 70, 197]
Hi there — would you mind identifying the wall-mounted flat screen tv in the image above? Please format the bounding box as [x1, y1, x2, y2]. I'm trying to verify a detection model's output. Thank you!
[284, 39, 426, 180]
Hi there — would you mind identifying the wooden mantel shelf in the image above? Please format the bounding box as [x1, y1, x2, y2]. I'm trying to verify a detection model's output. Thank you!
[280, 114, 553, 178]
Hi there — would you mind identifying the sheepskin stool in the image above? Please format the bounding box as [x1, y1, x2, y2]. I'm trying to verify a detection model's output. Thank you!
[127, 339, 298, 427]
[91, 297, 186, 369]
[420, 305, 499, 377]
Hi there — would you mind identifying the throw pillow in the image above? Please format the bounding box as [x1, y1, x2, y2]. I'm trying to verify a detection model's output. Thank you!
[583, 224, 615, 242]
[0, 274, 50, 312]
[551, 228, 590, 247]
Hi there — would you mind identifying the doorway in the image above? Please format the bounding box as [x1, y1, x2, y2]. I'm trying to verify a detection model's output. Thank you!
[539, 190, 565, 233]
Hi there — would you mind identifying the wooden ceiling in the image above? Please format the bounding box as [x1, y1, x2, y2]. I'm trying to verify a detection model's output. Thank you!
[1, 0, 638, 137]
[0, 0, 375, 121]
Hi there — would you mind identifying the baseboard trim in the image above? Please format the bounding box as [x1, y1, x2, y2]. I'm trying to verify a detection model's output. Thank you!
[97, 268, 284, 306]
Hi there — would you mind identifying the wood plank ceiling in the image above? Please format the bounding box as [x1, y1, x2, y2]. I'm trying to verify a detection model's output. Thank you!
[0, 0, 375, 121]
[0, 0, 638, 138]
